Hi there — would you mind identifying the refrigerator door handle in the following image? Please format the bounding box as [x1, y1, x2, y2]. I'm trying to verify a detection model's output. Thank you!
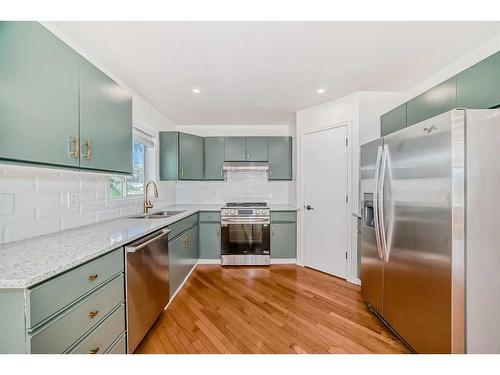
[373, 145, 384, 260]
[378, 144, 390, 261]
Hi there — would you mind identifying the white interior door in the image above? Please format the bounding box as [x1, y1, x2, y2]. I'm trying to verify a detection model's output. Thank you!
[303, 125, 348, 278]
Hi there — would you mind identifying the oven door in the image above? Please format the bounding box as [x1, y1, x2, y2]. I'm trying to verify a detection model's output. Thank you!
[221, 220, 270, 256]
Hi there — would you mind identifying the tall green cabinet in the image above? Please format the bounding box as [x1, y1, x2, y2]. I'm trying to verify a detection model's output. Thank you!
[204, 137, 225, 180]
[268, 137, 292, 180]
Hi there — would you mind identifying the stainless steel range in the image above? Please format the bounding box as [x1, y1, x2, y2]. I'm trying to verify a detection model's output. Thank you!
[220, 202, 271, 265]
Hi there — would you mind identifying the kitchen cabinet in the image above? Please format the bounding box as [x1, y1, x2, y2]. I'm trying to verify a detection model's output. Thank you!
[79, 57, 132, 174]
[246, 137, 268, 161]
[199, 211, 221, 260]
[406, 77, 457, 127]
[159, 132, 204, 180]
[0, 21, 133, 174]
[457, 51, 500, 109]
[0, 248, 126, 354]
[270, 211, 296, 259]
[0, 21, 80, 168]
[268, 137, 292, 180]
[204, 137, 225, 180]
[224, 137, 247, 161]
[381, 104, 407, 136]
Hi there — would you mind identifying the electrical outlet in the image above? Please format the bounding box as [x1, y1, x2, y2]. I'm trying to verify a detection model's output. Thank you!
[67, 192, 79, 208]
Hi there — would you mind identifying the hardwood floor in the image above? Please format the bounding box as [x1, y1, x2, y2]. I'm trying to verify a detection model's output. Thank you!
[134, 265, 409, 354]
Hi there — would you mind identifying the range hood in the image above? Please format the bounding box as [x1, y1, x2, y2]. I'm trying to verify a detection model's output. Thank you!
[222, 161, 269, 173]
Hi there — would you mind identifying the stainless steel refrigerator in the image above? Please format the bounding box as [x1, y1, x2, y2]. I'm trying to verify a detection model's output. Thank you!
[360, 108, 500, 354]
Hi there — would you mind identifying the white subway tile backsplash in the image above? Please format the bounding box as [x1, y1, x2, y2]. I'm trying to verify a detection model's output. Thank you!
[61, 213, 97, 230]
[4, 217, 61, 243]
[0, 193, 14, 216]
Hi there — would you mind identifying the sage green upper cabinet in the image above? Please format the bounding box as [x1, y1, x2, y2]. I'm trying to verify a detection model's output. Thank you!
[79, 58, 132, 174]
[224, 137, 247, 161]
[246, 137, 268, 161]
[204, 137, 225, 180]
[268, 137, 292, 180]
[0, 21, 80, 167]
[381, 104, 407, 136]
[406, 77, 457, 127]
[179, 133, 204, 180]
[159, 132, 203, 181]
[457, 52, 500, 109]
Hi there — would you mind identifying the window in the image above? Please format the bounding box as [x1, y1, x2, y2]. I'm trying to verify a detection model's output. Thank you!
[109, 128, 154, 199]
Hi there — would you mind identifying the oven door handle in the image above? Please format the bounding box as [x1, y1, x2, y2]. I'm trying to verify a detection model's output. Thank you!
[221, 218, 270, 226]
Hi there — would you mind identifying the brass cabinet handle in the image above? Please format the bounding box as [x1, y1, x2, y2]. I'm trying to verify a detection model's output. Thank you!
[88, 347, 100, 354]
[182, 237, 187, 248]
[83, 140, 91, 160]
[88, 274, 98, 281]
[181, 167, 184, 177]
[271, 225, 275, 236]
[70, 136, 80, 159]
[88, 310, 99, 319]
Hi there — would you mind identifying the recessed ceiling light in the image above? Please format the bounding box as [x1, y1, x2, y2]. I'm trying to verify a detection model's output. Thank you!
[191, 88, 201, 94]
[317, 88, 326, 94]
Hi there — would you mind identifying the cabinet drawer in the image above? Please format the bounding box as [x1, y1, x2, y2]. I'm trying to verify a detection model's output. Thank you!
[68, 303, 125, 354]
[199, 211, 221, 222]
[27, 248, 124, 329]
[271, 211, 296, 222]
[29, 274, 125, 354]
[106, 333, 127, 354]
[168, 213, 198, 239]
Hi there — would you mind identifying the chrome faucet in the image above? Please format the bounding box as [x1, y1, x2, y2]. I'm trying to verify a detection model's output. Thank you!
[143, 180, 159, 214]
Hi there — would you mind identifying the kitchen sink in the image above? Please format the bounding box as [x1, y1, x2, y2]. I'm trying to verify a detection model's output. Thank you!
[128, 210, 186, 219]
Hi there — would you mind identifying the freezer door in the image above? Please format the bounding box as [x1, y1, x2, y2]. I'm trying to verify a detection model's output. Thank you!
[360, 139, 384, 314]
[381, 111, 455, 353]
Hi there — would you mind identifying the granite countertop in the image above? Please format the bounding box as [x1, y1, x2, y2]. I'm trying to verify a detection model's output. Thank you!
[0, 203, 299, 289]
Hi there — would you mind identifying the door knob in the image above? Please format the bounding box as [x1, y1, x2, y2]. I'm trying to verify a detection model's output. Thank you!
[305, 205, 314, 211]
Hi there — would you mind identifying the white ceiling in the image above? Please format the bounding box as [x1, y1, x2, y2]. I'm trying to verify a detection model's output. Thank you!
[48, 21, 500, 125]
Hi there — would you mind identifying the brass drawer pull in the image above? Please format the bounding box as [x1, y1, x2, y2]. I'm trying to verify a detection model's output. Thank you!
[88, 347, 100, 354]
[88, 274, 98, 281]
[88, 310, 99, 319]
[83, 140, 91, 160]
[70, 136, 80, 159]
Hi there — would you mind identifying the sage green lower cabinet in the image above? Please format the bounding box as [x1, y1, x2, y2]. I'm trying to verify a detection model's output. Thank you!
[224, 137, 247, 161]
[268, 137, 292, 180]
[381, 104, 407, 136]
[457, 51, 500, 109]
[270, 211, 297, 260]
[0, 21, 80, 168]
[246, 137, 268, 161]
[204, 137, 225, 180]
[199, 225, 221, 260]
[406, 77, 457, 127]
[0, 248, 126, 354]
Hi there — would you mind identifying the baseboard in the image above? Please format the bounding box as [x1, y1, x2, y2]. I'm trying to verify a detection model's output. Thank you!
[198, 259, 221, 264]
[270, 258, 297, 264]
[165, 261, 198, 309]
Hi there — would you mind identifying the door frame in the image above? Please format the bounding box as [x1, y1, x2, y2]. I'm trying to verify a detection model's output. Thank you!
[297, 121, 354, 282]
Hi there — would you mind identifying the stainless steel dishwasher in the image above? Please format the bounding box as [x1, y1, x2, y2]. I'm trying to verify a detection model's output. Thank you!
[125, 228, 170, 353]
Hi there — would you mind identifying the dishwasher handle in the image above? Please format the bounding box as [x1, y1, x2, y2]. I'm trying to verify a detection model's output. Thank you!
[125, 229, 170, 253]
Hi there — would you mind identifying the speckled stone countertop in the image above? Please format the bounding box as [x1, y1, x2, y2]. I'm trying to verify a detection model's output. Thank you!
[0, 204, 298, 289]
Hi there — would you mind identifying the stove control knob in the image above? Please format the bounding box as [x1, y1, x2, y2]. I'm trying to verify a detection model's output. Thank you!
[231, 209, 237, 215]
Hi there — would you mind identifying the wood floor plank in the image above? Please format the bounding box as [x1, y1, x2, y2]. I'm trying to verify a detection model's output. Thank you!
[134, 265, 410, 354]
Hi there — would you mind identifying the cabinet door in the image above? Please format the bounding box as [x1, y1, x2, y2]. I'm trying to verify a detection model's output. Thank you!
[204, 137, 224, 180]
[168, 234, 186, 298]
[0, 22, 80, 167]
[406, 77, 456, 126]
[270, 222, 296, 259]
[224, 137, 247, 161]
[268, 137, 292, 180]
[381, 104, 407, 136]
[246, 137, 268, 161]
[188, 225, 199, 262]
[179, 132, 204, 180]
[79, 57, 132, 173]
[199, 223, 221, 259]
[457, 51, 500, 109]
[159, 132, 179, 181]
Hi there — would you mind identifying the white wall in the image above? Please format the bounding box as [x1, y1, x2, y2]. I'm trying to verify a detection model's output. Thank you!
[175, 124, 292, 137]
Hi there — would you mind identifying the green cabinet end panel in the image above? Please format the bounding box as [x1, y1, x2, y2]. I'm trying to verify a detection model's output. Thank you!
[224, 137, 247, 161]
[159, 132, 179, 181]
[246, 137, 268, 161]
[381, 104, 407, 136]
[204, 137, 225, 180]
[268, 137, 292, 180]
[0, 21, 80, 168]
[79, 57, 132, 174]
[199, 222, 221, 259]
[179, 133, 204, 180]
[457, 51, 500, 109]
[271, 222, 296, 259]
[406, 77, 457, 126]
